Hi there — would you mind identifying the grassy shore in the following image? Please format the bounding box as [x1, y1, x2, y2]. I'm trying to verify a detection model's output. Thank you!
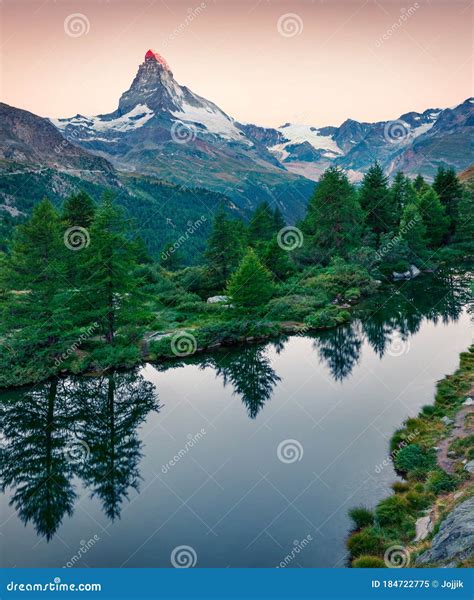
[347, 345, 474, 568]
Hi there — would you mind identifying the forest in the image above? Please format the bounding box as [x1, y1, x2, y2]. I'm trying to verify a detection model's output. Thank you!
[0, 163, 472, 388]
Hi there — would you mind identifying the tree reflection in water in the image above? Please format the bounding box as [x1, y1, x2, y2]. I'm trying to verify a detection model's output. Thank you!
[0, 269, 469, 540]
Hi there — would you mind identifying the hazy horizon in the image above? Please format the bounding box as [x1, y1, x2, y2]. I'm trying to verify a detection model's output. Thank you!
[1, 0, 472, 127]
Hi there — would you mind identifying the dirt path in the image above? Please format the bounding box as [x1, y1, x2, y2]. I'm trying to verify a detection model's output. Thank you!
[437, 387, 474, 474]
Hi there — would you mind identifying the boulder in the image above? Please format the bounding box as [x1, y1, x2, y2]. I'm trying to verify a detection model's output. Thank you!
[414, 514, 434, 542]
[463, 397, 474, 406]
[416, 497, 474, 565]
[207, 295, 229, 304]
[464, 460, 474, 474]
[441, 416, 454, 426]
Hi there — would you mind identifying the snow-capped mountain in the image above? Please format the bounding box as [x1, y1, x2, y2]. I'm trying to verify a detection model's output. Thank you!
[52, 50, 312, 219]
[51, 50, 473, 214]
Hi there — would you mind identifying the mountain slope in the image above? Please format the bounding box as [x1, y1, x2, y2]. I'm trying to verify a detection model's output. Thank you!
[51, 50, 314, 221]
[0, 103, 116, 184]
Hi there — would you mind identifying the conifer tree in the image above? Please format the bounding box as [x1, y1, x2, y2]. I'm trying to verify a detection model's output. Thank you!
[227, 248, 274, 309]
[62, 191, 95, 228]
[418, 188, 449, 248]
[205, 208, 246, 289]
[455, 182, 474, 244]
[248, 201, 277, 244]
[359, 162, 395, 240]
[302, 167, 363, 259]
[413, 174, 429, 193]
[399, 203, 427, 259]
[79, 193, 144, 344]
[4, 199, 74, 367]
[390, 172, 417, 223]
[261, 237, 294, 280]
[433, 167, 463, 233]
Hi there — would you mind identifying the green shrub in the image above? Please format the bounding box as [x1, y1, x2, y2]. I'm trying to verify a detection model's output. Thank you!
[394, 444, 437, 477]
[405, 491, 432, 511]
[348, 507, 375, 529]
[392, 481, 410, 493]
[266, 294, 324, 321]
[304, 307, 350, 329]
[425, 470, 459, 494]
[347, 527, 386, 557]
[344, 287, 361, 303]
[375, 495, 412, 528]
[352, 555, 386, 568]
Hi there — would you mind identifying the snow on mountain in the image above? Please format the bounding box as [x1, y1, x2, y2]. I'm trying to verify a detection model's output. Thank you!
[171, 100, 247, 142]
[52, 104, 155, 136]
[274, 123, 343, 156]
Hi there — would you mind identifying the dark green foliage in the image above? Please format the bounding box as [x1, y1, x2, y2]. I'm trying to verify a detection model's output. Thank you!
[375, 495, 413, 529]
[349, 507, 375, 529]
[398, 203, 427, 260]
[433, 166, 463, 233]
[1, 199, 75, 383]
[455, 182, 474, 244]
[413, 174, 429, 193]
[418, 188, 449, 248]
[205, 208, 246, 290]
[261, 238, 295, 280]
[425, 470, 458, 494]
[227, 248, 274, 310]
[78, 193, 148, 344]
[394, 444, 437, 477]
[304, 307, 350, 329]
[62, 191, 95, 228]
[160, 242, 183, 271]
[302, 167, 363, 260]
[352, 556, 386, 568]
[347, 527, 387, 557]
[248, 201, 278, 244]
[359, 163, 395, 241]
[266, 294, 326, 321]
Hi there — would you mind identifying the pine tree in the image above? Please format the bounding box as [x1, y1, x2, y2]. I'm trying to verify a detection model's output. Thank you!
[433, 167, 463, 233]
[79, 193, 145, 344]
[455, 182, 474, 244]
[160, 242, 182, 271]
[261, 237, 294, 280]
[418, 188, 449, 248]
[205, 208, 246, 289]
[248, 201, 277, 245]
[413, 174, 429, 193]
[359, 162, 395, 240]
[302, 167, 363, 259]
[390, 172, 417, 223]
[62, 191, 95, 228]
[4, 199, 74, 370]
[227, 248, 274, 309]
[272, 206, 286, 232]
[399, 203, 427, 259]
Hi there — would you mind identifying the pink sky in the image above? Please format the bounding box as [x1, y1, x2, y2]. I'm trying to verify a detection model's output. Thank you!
[0, 0, 472, 127]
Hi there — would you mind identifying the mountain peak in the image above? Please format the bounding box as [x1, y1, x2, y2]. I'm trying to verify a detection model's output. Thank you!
[144, 49, 170, 71]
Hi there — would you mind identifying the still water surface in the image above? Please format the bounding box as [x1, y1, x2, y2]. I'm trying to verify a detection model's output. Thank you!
[1, 272, 472, 567]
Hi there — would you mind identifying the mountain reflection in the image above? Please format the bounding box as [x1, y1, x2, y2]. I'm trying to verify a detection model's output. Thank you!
[0, 270, 469, 540]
